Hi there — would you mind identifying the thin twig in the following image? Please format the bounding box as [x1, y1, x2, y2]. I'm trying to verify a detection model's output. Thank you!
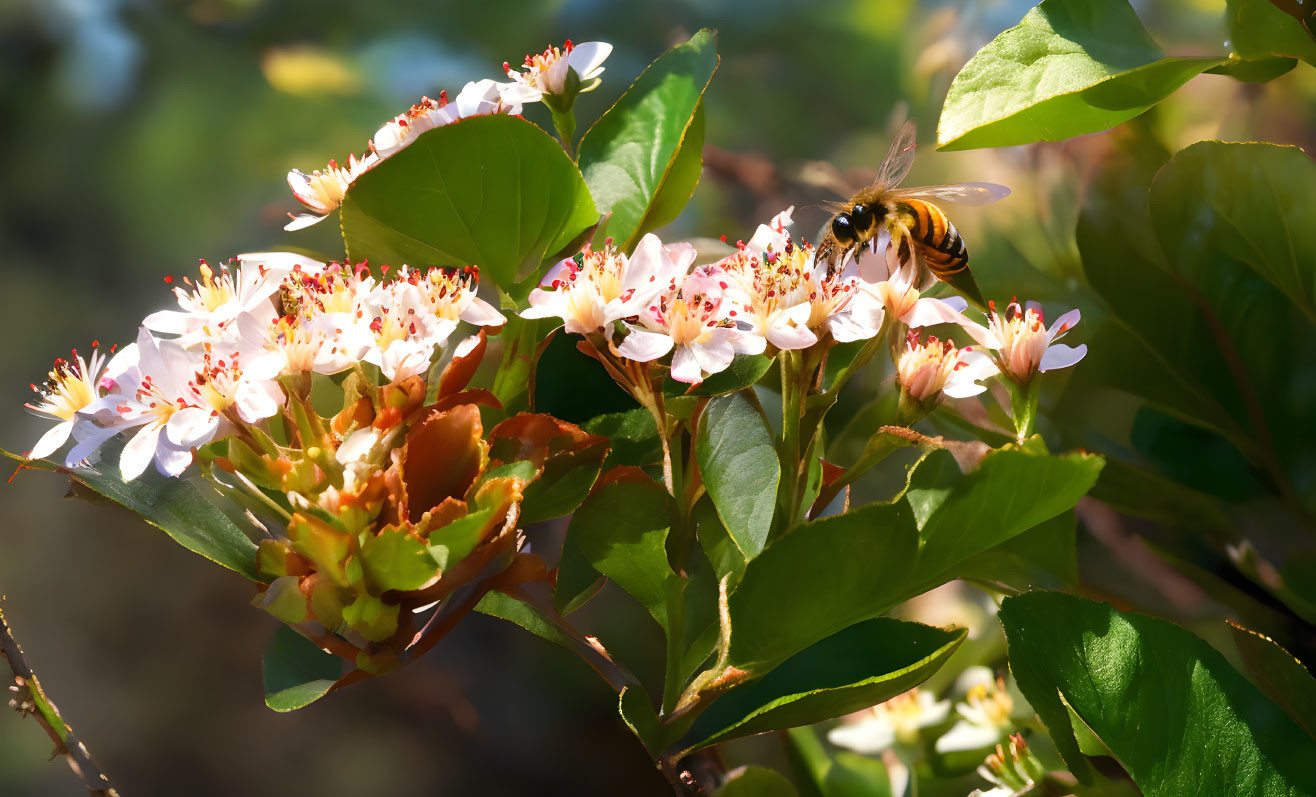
[1, 601, 119, 796]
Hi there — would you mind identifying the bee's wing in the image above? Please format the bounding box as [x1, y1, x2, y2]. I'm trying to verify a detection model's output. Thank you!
[886, 182, 1011, 206]
[873, 119, 918, 191]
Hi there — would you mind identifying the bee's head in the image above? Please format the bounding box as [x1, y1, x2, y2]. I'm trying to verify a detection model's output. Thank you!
[850, 202, 882, 233]
[831, 212, 856, 243]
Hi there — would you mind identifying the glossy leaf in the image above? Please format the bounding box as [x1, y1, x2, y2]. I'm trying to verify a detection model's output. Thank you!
[1149, 141, 1316, 322]
[341, 114, 598, 297]
[683, 619, 965, 750]
[360, 525, 439, 591]
[1001, 592, 1316, 793]
[953, 511, 1078, 592]
[262, 626, 343, 712]
[581, 408, 663, 469]
[1226, 0, 1316, 67]
[579, 29, 718, 250]
[1075, 133, 1300, 467]
[1230, 622, 1316, 740]
[562, 471, 676, 629]
[695, 392, 780, 561]
[4, 447, 260, 581]
[726, 446, 1101, 674]
[937, 0, 1223, 150]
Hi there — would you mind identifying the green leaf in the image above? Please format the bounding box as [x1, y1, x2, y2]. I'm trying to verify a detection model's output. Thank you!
[427, 507, 495, 571]
[359, 525, 439, 591]
[553, 530, 606, 615]
[476, 590, 582, 653]
[564, 472, 676, 629]
[619, 684, 666, 754]
[726, 446, 1101, 674]
[3, 447, 260, 581]
[579, 29, 718, 250]
[696, 392, 780, 561]
[340, 114, 598, 298]
[1206, 55, 1297, 83]
[1000, 592, 1316, 793]
[582, 408, 663, 469]
[937, 0, 1224, 150]
[684, 619, 964, 750]
[1225, 0, 1316, 67]
[262, 625, 343, 712]
[519, 442, 608, 524]
[1074, 133, 1295, 465]
[1149, 141, 1316, 322]
[1229, 622, 1316, 740]
[716, 765, 798, 797]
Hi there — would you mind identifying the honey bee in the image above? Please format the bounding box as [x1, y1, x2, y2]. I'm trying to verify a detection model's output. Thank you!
[817, 120, 1009, 308]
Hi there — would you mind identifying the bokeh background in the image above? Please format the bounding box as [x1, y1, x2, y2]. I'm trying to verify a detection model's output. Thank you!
[3, 0, 1315, 794]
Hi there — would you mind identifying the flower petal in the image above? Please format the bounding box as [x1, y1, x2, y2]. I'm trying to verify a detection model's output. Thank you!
[120, 423, 161, 481]
[1038, 342, 1087, 372]
[28, 420, 73, 462]
[459, 296, 507, 328]
[933, 719, 1002, 754]
[669, 346, 703, 384]
[567, 42, 612, 80]
[615, 328, 673, 362]
[827, 720, 896, 755]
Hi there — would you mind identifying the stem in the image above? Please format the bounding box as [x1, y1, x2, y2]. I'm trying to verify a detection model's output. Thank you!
[777, 351, 806, 530]
[1, 603, 119, 796]
[550, 108, 578, 159]
[1008, 377, 1041, 443]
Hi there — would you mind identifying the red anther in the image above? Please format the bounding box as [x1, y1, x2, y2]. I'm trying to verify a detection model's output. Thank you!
[720, 235, 727, 242]
[163, 275, 173, 283]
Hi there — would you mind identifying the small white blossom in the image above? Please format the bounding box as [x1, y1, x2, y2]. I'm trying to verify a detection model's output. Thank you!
[284, 152, 378, 230]
[615, 266, 765, 385]
[965, 300, 1087, 383]
[828, 689, 950, 755]
[896, 332, 998, 403]
[502, 40, 612, 103]
[521, 235, 693, 335]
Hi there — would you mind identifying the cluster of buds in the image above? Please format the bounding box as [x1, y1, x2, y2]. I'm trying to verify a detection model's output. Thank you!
[285, 41, 613, 230]
[21, 250, 617, 672]
[971, 733, 1050, 797]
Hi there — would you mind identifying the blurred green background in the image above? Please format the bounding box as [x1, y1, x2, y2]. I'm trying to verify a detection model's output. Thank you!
[3, 0, 1315, 794]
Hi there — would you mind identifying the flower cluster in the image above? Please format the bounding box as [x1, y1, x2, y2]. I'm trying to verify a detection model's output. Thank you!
[285, 41, 612, 230]
[520, 209, 1086, 403]
[27, 253, 503, 480]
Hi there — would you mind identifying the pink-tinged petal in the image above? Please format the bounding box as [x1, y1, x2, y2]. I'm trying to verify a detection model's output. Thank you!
[669, 347, 703, 384]
[1039, 342, 1087, 372]
[1047, 308, 1082, 343]
[165, 407, 219, 448]
[567, 42, 612, 80]
[767, 303, 818, 350]
[154, 438, 195, 477]
[121, 423, 162, 481]
[939, 296, 968, 314]
[727, 328, 767, 356]
[28, 421, 73, 461]
[235, 381, 284, 424]
[827, 313, 873, 343]
[858, 230, 897, 283]
[65, 423, 120, 467]
[664, 241, 698, 274]
[459, 296, 507, 327]
[689, 335, 736, 376]
[519, 286, 571, 321]
[284, 212, 328, 231]
[615, 328, 673, 362]
[141, 309, 191, 336]
[545, 54, 572, 94]
[452, 334, 482, 359]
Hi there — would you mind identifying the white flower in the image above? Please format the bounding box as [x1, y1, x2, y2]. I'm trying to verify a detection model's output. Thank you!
[934, 668, 1023, 754]
[860, 234, 996, 346]
[615, 266, 765, 385]
[896, 333, 998, 403]
[144, 254, 318, 348]
[967, 300, 1087, 383]
[284, 151, 378, 230]
[827, 689, 950, 754]
[24, 344, 122, 466]
[744, 206, 794, 255]
[502, 40, 612, 103]
[521, 235, 693, 335]
[718, 240, 884, 350]
[370, 93, 460, 159]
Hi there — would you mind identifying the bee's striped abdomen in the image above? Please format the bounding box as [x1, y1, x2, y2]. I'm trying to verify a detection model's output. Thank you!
[900, 199, 969, 278]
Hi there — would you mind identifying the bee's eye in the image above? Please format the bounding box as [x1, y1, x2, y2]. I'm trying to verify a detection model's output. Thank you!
[831, 213, 855, 242]
[851, 203, 874, 231]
